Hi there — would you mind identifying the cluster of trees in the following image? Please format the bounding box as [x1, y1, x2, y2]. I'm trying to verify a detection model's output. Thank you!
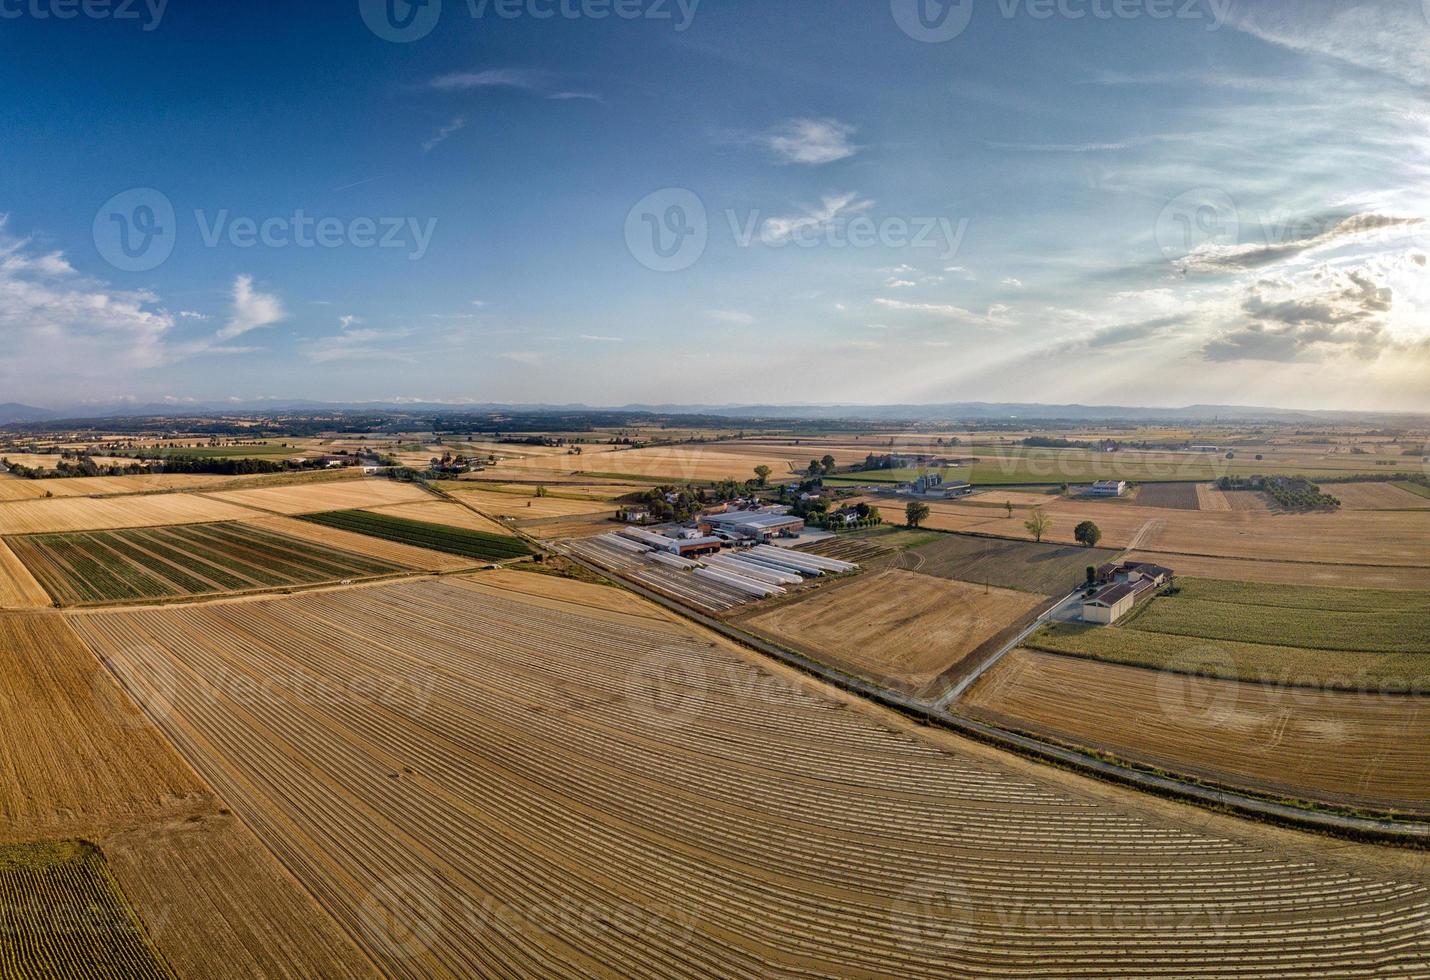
[809, 502, 882, 531]
[1217, 475, 1341, 511]
[0, 453, 349, 478]
[628, 486, 705, 523]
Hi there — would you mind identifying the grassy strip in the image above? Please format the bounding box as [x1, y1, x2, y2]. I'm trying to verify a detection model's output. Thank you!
[1126, 578, 1429, 653]
[1393, 480, 1430, 501]
[299, 509, 534, 562]
[1028, 621, 1430, 693]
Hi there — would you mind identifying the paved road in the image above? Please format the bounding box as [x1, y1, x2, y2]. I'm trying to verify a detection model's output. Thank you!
[932, 589, 1083, 710]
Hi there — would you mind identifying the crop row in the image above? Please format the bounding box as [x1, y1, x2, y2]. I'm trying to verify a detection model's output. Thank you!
[299, 509, 533, 561]
[0, 841, 172, 979]
[67, 577, 1430, 978]
[5, 522, 412, 604]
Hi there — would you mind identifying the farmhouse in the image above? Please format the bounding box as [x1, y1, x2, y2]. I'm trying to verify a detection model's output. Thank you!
[1083, 561, 1174, 624]
[944, 481, 974, 498]
[1091, 480, 1127, 497]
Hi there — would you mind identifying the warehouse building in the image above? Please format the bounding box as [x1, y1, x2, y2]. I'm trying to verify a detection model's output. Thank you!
[698, 507, 805, 542]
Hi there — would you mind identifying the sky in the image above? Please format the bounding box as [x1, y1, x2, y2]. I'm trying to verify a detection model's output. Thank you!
[1, 0, 1428, 412]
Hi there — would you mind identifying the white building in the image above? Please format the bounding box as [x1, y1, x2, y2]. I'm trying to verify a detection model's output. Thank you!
[1090, 480, 1127, 496]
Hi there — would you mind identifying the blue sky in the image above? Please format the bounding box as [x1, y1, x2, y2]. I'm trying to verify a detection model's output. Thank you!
[1, 0, 1427, 410]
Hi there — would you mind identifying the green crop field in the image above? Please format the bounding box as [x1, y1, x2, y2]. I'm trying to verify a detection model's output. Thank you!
[299, 509, 534, 562]
[7, 521, 411, 605]
[895, 533, 1118, 596]
[1028, 577, 1430, 688]
[1394, 480, 1430, 500]
[1026, 621, 1429, 693]
[0, 841, 173, 979]
[1125, 578, 1429, 653]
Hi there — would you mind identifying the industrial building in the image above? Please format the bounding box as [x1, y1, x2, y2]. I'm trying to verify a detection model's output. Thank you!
[1090, 480, 1127, 496]
[698, 507, 805, 542]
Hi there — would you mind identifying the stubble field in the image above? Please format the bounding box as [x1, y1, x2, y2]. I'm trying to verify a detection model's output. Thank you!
[62, 574, 1430, 977]
[963, 649, 1430, 814]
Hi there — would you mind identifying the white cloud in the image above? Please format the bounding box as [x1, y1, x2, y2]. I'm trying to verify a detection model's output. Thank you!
[884, 278, 916, 289]
[761, 118, 860, 165]
[761, 192, 873, 244]
[307, 324, 417, 364]
[422, 117, 466, 153]
[1229, 1, 1430, 89]
[873, 297, 1016, 329]
[216, 275, 286, 341]
[429, 69, 546, 92]
[1001, 277, 1024, 288]
[500, 350, 544, 366]
[579, 334, 623, 342]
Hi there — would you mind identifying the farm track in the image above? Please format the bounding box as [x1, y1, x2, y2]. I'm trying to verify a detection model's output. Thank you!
[67, 576, 1430, 977]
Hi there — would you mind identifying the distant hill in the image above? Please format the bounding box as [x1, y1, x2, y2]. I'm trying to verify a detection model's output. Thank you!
[0, 403, 57, 425]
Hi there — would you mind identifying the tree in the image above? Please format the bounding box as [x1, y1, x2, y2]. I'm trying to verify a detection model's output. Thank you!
[1004, 500, 1014, 518]
[1074, 520, 1102, 548]
[1024, 508, 1052, 543]
[1086, 565, 1097, 585]
[753, 464, 772, 486]
[905, 500, 931, 528]
[820, 454, 836, 474]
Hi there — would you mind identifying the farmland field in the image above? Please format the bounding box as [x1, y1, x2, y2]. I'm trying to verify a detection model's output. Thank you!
[1026, 620, 1430, 694]
[442, 485, 620, 519]
[298, 509, 533, 562]
[1132, 482, 1200, 510]
[0, 841, 172, 979]
[201, 477, 432, 515]
[0, 493, 260, 535]
[363, 499, 516, 536]
[0, 538, 49, 607]
[892, 533, 1118, 595]
[1125, 578, 1429, 654]
[64, 574, 1430, 976]
[963, 649, 1430, 813]
[1394, 480, 1430, 500]
[1123, 548, 1430, 591]
[736, 568, 1043, 694]
[0, 612, 376, 978]
[7, 521, 413, 605]
[1332, 481, 1430, 510]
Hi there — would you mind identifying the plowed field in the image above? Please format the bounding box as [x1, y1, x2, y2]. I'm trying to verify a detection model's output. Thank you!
[65, 575, 1430, 977]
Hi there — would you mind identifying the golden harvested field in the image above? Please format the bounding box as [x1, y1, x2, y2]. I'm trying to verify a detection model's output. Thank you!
[1195, 484, 1231, 511]
[37, 474, 238, 497]
[524, 513, 623, 541]
[241, 515, 473, 571]
[0, 539, 49, 608]
[65, 575, 1430, 976]
[964, 649, 1430, 814]
[1124, 550, 1430, 591]
[489, 441, 871, 482]
[0, 478, 54, 502]
[1333, 481, 1430, 510]
[363, 500, 514, 536]
[737, 569, 1043, 695]
[916, 496, 1430, 568]
[0, 840, 172, 978]
[0, 612, 376, 978]
[202, 477, 433, 515]
[445, 486, 618, 520]
[0, 493, 259, 535]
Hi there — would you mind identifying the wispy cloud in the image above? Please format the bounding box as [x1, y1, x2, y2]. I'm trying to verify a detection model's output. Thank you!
[761, 192, 873, 243]
[761, 118, 860, 165]
[429, 69, 547, 92]
[422, 117, 466, 152]
[579, 334, 623, 342]
[873, 297, 1015, 329]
